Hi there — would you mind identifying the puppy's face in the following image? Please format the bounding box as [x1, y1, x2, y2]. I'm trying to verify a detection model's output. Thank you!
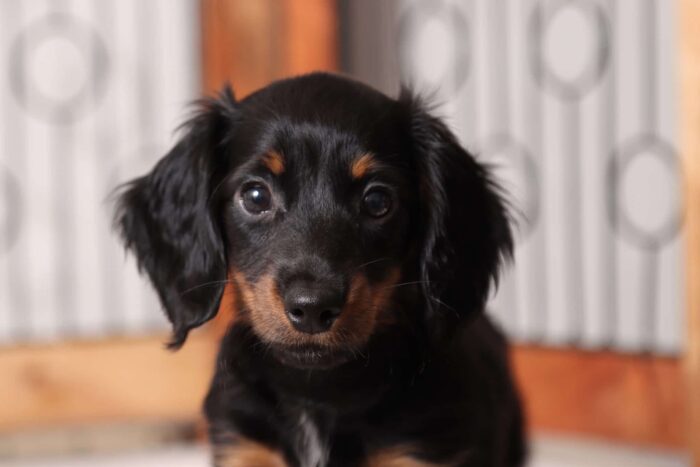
[221, 122, 412, 368]
[116, 73, 512, 370]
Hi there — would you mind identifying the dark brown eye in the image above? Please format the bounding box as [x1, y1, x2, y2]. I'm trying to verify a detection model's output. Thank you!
[240, 183, 272, 214]
[362, 187, 392, 218]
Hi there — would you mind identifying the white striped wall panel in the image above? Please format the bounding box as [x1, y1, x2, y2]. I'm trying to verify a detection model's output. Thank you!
[0, 0, 200, 344]
[343, 0, 684, 354]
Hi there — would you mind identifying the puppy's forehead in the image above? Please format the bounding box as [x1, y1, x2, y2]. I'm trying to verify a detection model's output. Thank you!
[278, 122, 361, 157]
[233, 79, 406, 184]
[240, 73, 396, 126]
[238, 75, 400, 153]
[252, 119, 376, 177]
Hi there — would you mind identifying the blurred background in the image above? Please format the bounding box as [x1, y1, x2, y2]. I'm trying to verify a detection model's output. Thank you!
[0, 0, 698, 466]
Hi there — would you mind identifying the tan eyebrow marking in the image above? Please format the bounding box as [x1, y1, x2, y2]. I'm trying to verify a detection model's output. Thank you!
[350, 153, 377, 179]
[365, 445, 449, 467]
[261, 150, 285, 175]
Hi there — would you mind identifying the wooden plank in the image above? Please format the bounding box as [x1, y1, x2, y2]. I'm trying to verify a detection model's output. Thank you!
[200, 0, 338, 97]
[512, 346, 684, 448]
[281, 0, 338, 76]
[0, 340, 684, 443]
[680, 0, 700, 463]
[201, 0, 281, 97]
[0, 334, 216, 432]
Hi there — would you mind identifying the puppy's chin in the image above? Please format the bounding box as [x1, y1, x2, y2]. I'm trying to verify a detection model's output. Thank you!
[270, 343, 354, 370]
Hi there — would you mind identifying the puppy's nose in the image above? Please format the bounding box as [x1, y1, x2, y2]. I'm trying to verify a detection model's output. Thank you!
[284, 284, 344, 334]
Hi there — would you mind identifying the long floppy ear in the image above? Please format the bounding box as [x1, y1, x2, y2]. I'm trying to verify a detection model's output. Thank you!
[114, 87, 236, 349]
[399, 90, 513, 335]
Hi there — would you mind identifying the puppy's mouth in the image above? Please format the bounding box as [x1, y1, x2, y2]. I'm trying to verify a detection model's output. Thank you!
[270, 343, 354, 370]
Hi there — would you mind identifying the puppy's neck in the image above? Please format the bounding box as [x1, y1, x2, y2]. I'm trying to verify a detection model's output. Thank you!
[219, 323, 422, 411]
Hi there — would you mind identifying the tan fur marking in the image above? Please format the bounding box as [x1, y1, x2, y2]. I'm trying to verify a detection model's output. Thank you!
[233, 267, 400, 350]
[233, 271, 288, 339]
[350, 153, 377, 179]
[215, 438, 287, 467]
[262, 150, 285, 175]
[365, 446, 448, 467]
[344, 267, 401, 329]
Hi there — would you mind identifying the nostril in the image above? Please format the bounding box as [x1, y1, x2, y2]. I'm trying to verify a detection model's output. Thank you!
[289, 308, 305, 321]
[319, 308, 341, 327]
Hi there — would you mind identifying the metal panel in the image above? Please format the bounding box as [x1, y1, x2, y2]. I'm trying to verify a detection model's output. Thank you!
[0, 0, 200, 344]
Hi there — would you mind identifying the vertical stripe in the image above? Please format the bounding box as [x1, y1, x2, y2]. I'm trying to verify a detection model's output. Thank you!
[5, 0, 32, 341]
[601, 0, 618, 348]
[22, 0, 59, 341]
[92, 0, 124, 336]
[115, 0, 145, 335]
[134, 0, 157, 332]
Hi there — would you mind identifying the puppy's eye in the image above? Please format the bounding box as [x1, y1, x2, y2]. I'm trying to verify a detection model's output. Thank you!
[362, 187, 392, 218]
[240, 183, 272, 214]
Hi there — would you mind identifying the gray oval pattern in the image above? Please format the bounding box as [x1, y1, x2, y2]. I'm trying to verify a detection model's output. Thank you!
[530, 0, 610, 100]
[608, 135, 682, 250]
[9, 12, 109, 125]
[398, 1, 470, 94]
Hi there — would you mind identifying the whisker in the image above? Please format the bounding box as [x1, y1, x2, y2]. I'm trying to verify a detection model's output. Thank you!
[180, 279, 235, 296]
[354, 257, 390, 271]
[429, 295, 456, 313]
[380, 280, 431, 290]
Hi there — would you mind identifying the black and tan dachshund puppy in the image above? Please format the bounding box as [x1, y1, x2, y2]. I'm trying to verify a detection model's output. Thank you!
[115, 73, 526, 467]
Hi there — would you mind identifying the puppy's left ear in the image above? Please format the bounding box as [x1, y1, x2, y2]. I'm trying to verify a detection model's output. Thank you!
[399, 90, 513, 333]
[114, 87, 236, 349]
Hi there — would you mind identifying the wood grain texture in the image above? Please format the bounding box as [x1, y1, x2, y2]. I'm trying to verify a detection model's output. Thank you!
[513, 346, 684, 448]
[680, 0, 700, 463]
[201, 0, 338, 98]
[201, 0, 281, 97]
[281, 0, 338, 76]
[0, 334, 216, 432]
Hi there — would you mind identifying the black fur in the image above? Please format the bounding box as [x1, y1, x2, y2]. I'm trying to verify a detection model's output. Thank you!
[115, 73, 526, 466]
[399, 90, 513, 337]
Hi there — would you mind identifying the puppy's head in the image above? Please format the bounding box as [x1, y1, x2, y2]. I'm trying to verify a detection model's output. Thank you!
[115, 73, 512, 369]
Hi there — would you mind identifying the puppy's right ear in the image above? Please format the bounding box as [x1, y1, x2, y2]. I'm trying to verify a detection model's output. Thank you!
[114, 87, 236, 349]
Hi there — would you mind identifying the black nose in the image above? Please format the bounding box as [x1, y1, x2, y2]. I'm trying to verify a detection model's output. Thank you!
[283, 283, 344, 334]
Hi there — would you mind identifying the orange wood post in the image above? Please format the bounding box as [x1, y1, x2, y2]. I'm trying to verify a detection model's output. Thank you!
[680, 0, 700, 463]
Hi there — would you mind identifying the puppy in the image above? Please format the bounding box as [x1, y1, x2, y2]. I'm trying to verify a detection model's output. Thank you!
[115, 73, 526, 467]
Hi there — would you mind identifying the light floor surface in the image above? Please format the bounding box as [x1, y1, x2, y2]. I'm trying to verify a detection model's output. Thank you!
[1, 436, 690, 467]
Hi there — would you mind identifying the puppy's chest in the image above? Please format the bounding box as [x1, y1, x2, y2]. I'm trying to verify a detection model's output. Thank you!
[293, 410, 329, 467]
[289, 415, 448, 467]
